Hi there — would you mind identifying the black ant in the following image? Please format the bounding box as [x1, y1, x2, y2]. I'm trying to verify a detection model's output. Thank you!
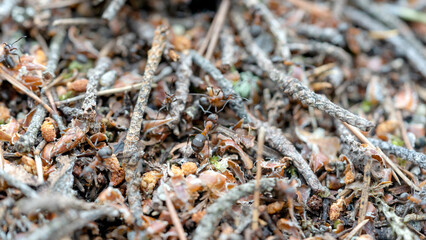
[193, 87, 234, 113]
[0, 36, 26, 69]
[191, 113, 218, 155]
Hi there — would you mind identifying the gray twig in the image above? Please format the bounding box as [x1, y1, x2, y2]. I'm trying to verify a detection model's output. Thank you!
[219, 26, 236, 71]
[82, 56, 111, 121]
[369, 138, 426, 169]
[251, 116, 329, 195]
[0, 169, 38, 198]
[102, 0, 126, 21]
[169, 54, 191, 134]
[15, 104, 47, 153]
[375, 198, 416, 240]
[335, 121, 368, 170]
[293, 23, 345, 47]
[231, 9, 374, 131]
[24, 208, 119, 240]
[43, 28, 66, 81]
[123, 25, 168, 226]
[193, 178, 277, 240]
[244, 0, 291, 59]
[345, 6, 426, 78]
[287, 41, 352, 68]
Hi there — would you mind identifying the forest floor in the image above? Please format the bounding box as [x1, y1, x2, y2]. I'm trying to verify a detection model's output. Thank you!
[0, 0, 425, 239]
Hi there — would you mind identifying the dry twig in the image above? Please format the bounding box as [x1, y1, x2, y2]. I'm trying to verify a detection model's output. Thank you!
[369, 138, 426, 170]
[343, 122, 420, 191]
[231, 9, 374, 131]
[82, 57, 111, 121]
[14, 104, 46, 153]
[43, 28, 66, 81]
[102, 0, 126, 21]
[244, 0, 291, 59]
[193, 178, 277, 240]
[0, 169, 38, 198]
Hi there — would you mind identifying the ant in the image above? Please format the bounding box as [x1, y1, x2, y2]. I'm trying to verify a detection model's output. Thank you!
[191, 113, 218, 155]
[195, 87, 234, 113]
[0, 36, 26, 69]
[156, 92, 177, 119]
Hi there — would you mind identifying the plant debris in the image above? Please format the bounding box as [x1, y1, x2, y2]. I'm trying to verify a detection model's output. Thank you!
[0, 0, 425, 239]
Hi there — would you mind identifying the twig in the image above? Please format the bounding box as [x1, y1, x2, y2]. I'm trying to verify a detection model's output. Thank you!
[404, 213, 426, 223]
[102, 0, 126, 21]
[0, 169, 38, 198]
[60, 106, 84, 118]
[43, 28, 66, 81]
[169, 54, 191, 133]
[0, 66, 53, 114]
[82, 57, 111, 121]
[99, 70, 117, 90]
[368, 138, 426, 170]
[293, 23, 345, 47]
[231, 9, 374, 131]
[17, 193, 95, 213]
[357, 157, 372, 235]
[164, 187, 187, 240]
[343, 219, 370, 240]
[251, 115, 329, 195]
[24, 208, 119, 240]
[252, 127, 265, 230]
[244, 0, 291, 59]
[0, 0, 16, 21]
[123, 25, 168, 226]
[375, 197, 416, 240]
[55, 67, 169, 105]
[52, 17, 107, 26]
[47, 156, 76, 196]
[336, 121, 369, 170]
[205, 0, 230, 60]
[190, 50, 248, 121]
[15, 104, 47, 153]
[396, 111, 413, 150]
[124, 25, 168, 155]
[343, 122, 420, 191]
[219, 26, 236, 71]
[355, 0, 426, 56]
[193, 178, 277, 240]
[287, 41, 352, 68]
[36, 0, 84, 10]
[345, 6, 426, 78]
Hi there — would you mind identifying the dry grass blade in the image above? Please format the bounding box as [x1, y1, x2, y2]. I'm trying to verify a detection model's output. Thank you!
[0, 66, 53, 114]
[357, 157, 372, 235]
[343, 219, 369, 240]
[252, 127, 265, 230]
[164, 187, 187, 240]
[204, 0, 230, 60]
[343, 122, 420, 191]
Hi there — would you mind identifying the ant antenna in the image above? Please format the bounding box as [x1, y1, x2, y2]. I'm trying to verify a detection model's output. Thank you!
[198, 104, 213, 114]
[11, 36, 26, 45]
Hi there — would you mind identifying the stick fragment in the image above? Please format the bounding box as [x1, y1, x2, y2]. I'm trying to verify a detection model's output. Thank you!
[82, 57, 111, 121]
[193, 178, 276, 240]
[369, 138, 426, 170]
[343, 122, 420, 191]
[244, 0, 291, 59]
[43, 28, 66, 81]
[123, 25, 168, 226]
[0, 169, 38, 198]
[102, 0, 126, 21]
[231, 9, 374, 131]
[15, 104, 46, 153]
